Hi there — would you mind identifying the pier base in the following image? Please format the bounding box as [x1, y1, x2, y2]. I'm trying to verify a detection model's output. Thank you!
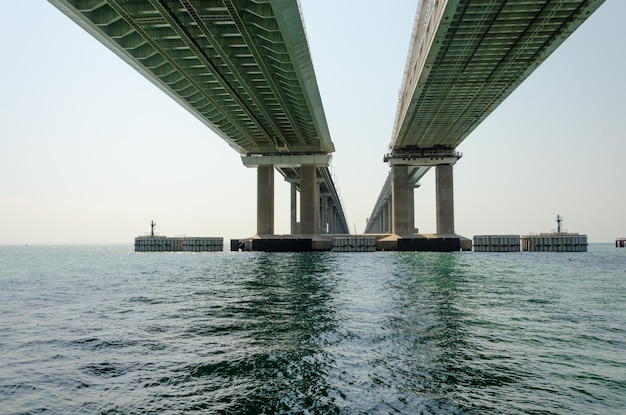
[397, 236, 461, 252]
[231, 233, 471, 252]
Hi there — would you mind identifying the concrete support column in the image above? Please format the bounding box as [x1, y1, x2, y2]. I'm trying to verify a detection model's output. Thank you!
[392, 165, 411, 235]
[290, 182, 299, 234]
[336, 210, 341, 233]
[436, 164, 455, 235]
[320, 195, 328, 233]
[257, 165, 274, 235]
[327, 205, 333, 233]
[409, 185, 415, 234]
[300, 165, 318, 234]
[381, 203, 387, 233]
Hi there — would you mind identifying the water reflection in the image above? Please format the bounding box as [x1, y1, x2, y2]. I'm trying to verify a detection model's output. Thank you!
[379, 252, 533, 413]
[374, 252, 471, 413]
[4, 246, 623, 414]
[196, 252, 341, 413]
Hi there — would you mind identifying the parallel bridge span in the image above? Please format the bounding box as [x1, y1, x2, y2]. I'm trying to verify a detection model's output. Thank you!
[49, 0, 349, 236]
[365, 0, 605, 237]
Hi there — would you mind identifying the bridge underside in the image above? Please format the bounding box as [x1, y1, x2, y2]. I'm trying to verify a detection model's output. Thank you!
[50, 0, 349, 236]
[392, 0, 605, 150]
[368, 0, 605, 237]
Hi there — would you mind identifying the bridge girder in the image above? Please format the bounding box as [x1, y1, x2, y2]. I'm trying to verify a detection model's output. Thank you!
[50, 0, 349, 234]
[50, 0, 334, 156]
[367, 0, 605, 235]
[391, 0, 605, 151]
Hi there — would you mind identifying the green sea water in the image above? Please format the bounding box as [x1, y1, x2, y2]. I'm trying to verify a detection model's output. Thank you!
[1, 244, 624, 414]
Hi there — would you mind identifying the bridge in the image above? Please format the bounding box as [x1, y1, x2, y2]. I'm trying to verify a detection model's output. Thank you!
[365, 0, 604, 238]
[49, 0, 349, 237]
[49, 0, 605, 250]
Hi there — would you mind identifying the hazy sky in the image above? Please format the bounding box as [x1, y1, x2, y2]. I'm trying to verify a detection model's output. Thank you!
[1, 1, 624, 244]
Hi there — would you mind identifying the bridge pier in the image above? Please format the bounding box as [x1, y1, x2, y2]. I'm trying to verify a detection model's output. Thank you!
[289, 173, 342, 235]
[392, 165, 413, 235]
[242, 154, 348, 239]
[300, 165, 318, 234]
[385, 200, 392, 233]
[384, 148, 461, 237]
[330, 205, 340, 233]
[366, 198, 392, 234]
[327, 204, 335, 233]
[290, 182, 299, 234]
[243, 155, 332, 237]
[436, 164, 455, 235]
[320, 194, 329, 233]
[257, 165, 274, 235]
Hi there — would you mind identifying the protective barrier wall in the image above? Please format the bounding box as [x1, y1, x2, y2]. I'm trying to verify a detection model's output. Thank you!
[521, 234, 588, 252]
[473, 235, 521, 252]
[135, 236, 223, 252]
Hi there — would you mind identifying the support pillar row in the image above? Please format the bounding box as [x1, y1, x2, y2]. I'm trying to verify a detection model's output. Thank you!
[320, 195, 328, 234]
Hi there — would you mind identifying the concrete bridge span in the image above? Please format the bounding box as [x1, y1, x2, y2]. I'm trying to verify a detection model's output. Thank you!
[49, 0, 349, 236]
[366, 0, 605, 238]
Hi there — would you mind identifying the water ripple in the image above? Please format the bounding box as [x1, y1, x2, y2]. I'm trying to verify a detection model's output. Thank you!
[0, 245, 624, 414]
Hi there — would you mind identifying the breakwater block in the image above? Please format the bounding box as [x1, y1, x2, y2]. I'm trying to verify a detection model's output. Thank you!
[521, 233, 588, 252]
[135, 236, 223, 252]
[473, 235, 521, 252]
[397, 237, 461, 252]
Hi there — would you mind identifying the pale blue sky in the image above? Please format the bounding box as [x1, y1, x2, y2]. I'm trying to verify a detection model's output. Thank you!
[1, 1, 624, 244]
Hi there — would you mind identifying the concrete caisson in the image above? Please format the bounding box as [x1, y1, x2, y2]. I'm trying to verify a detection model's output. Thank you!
[182, 237, 224, 252]
[473, 235, 521, 252]
[521, 233, 587, 252]
[135, 236, 223, 252]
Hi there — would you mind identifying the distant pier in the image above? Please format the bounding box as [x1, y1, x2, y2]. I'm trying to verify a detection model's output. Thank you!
[473, 215, 588, 252]
[135, 221, 223, 252]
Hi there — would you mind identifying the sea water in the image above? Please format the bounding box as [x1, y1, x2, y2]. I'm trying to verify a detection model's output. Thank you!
[0, 244, 624, 414]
